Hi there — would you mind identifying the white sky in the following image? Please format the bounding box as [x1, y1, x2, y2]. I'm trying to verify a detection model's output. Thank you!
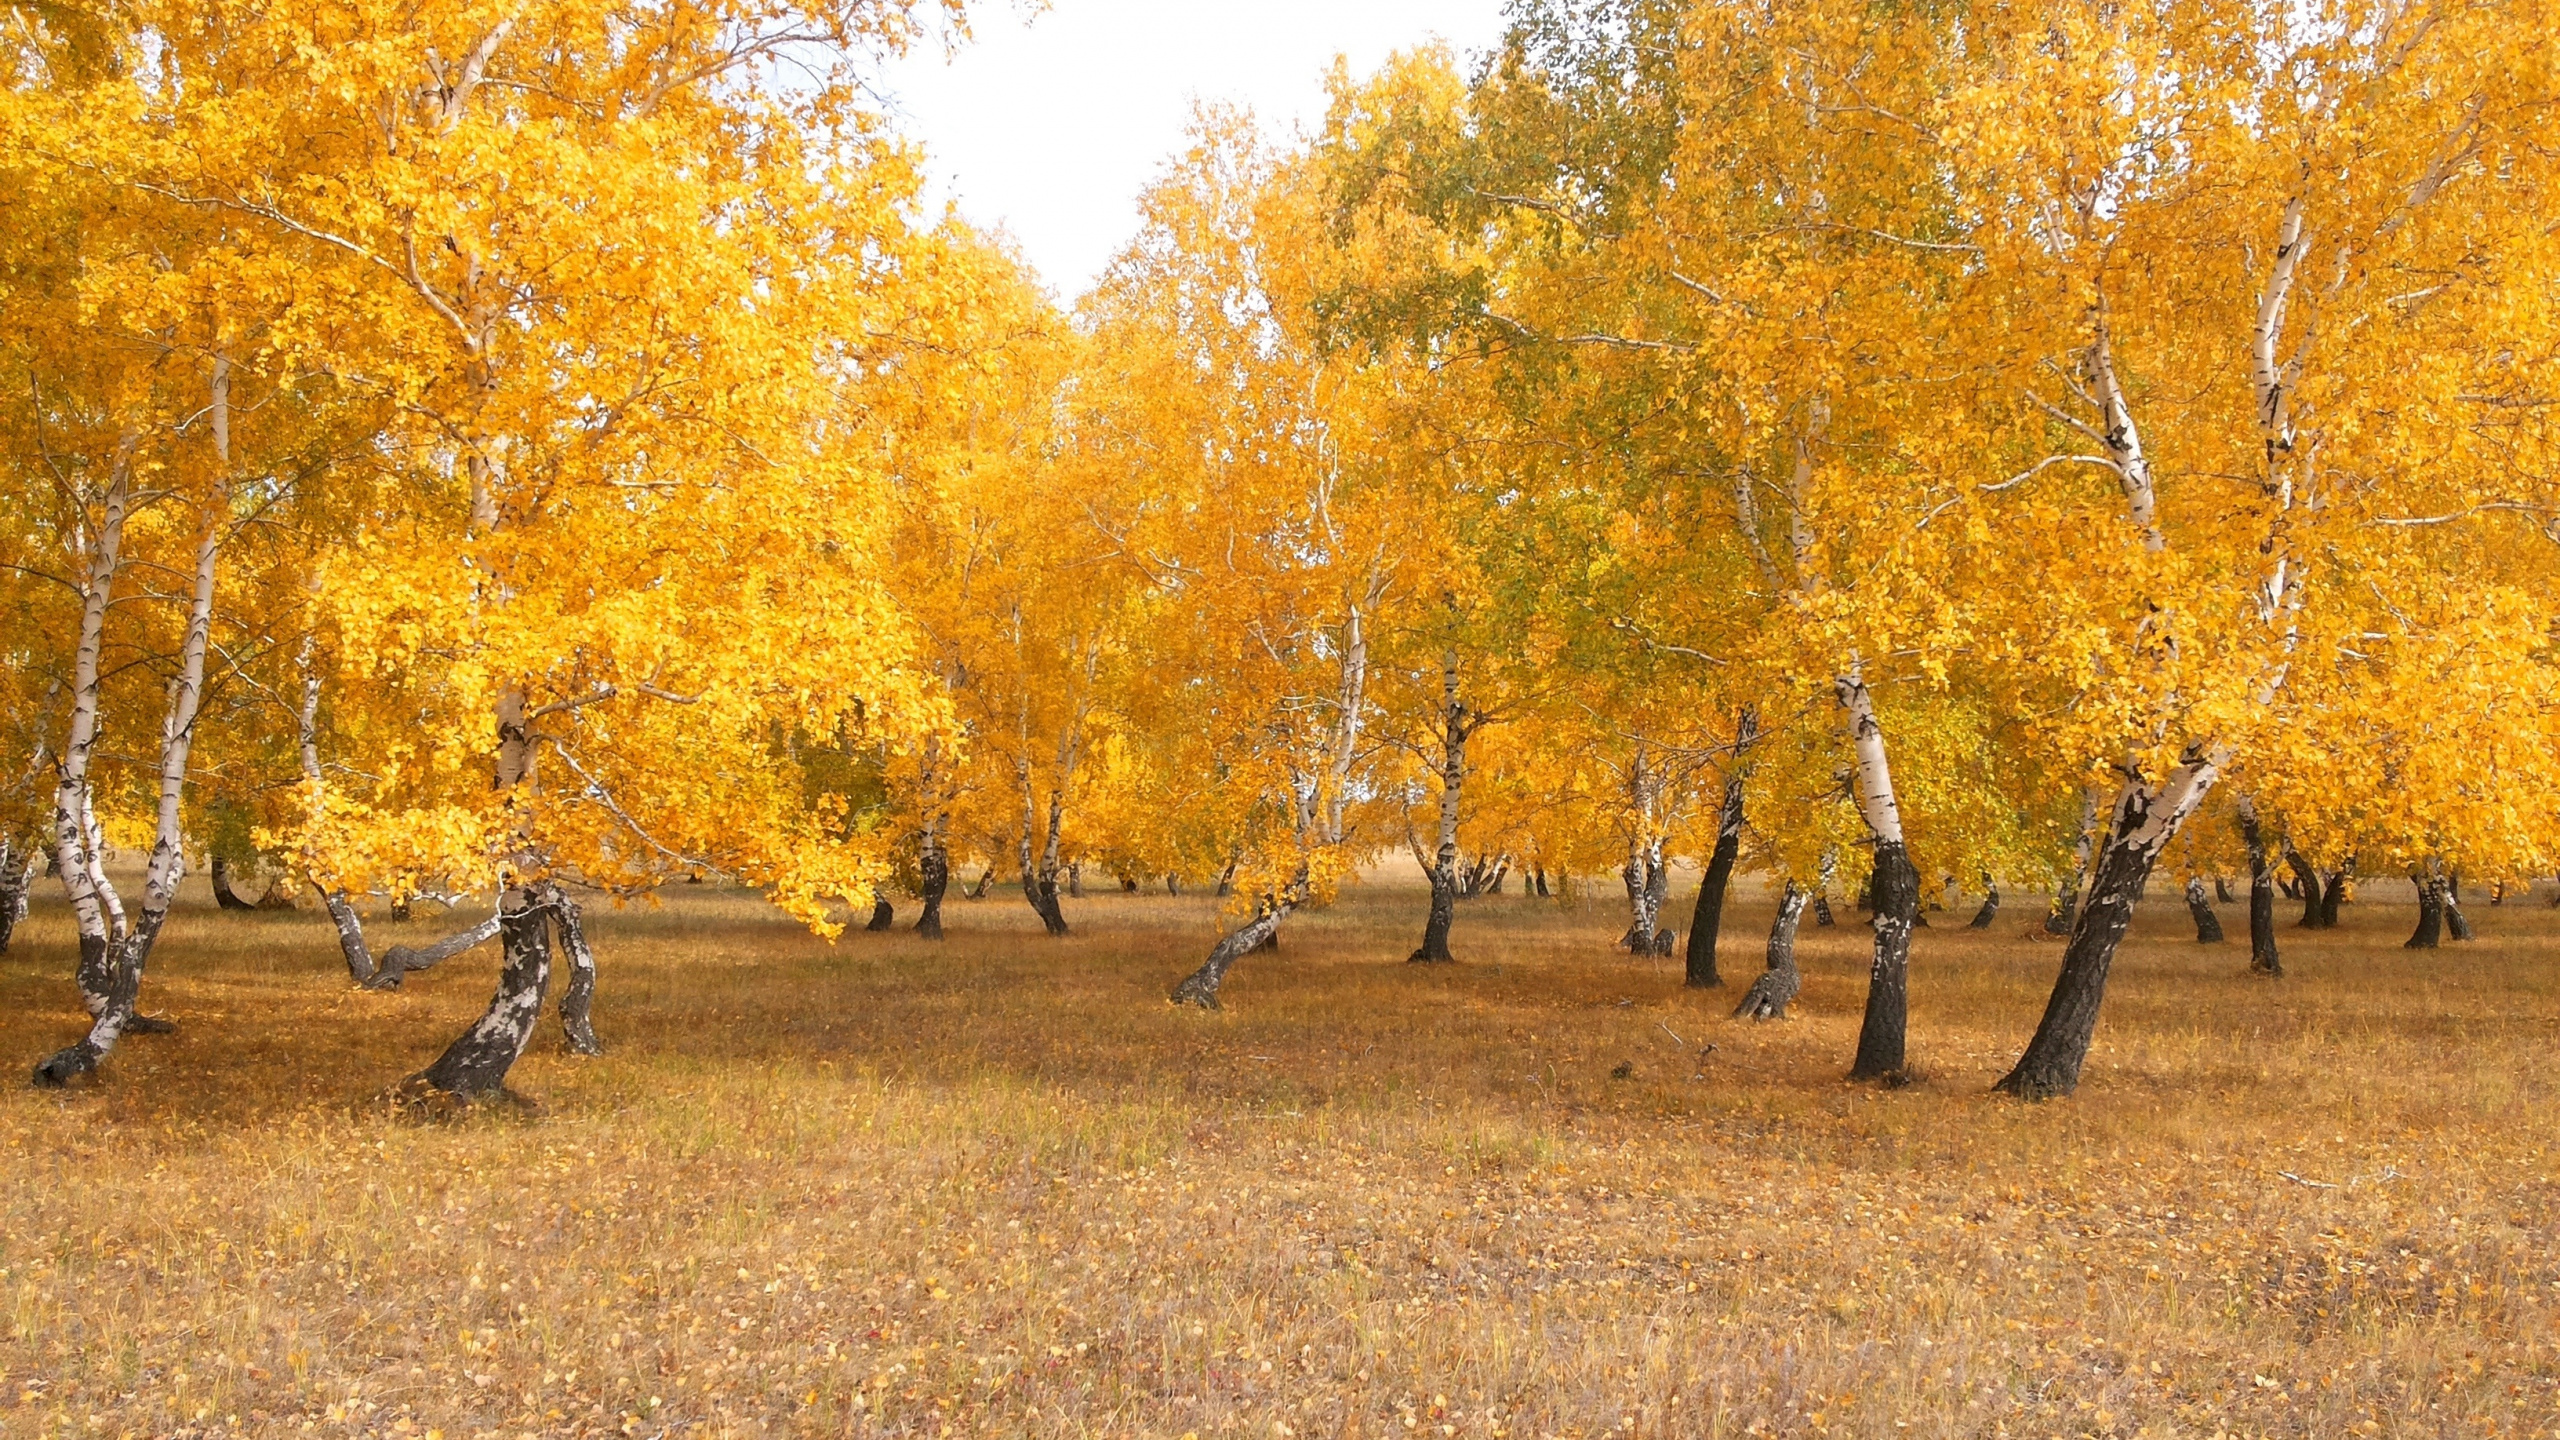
[874, 0, 1512, 302]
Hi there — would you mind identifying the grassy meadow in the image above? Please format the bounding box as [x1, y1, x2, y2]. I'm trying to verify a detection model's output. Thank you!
[2, 872, 2556, 1438]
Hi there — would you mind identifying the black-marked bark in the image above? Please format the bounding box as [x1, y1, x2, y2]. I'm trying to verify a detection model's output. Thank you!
[1838, 671, 1917, 1081]
[1685, 709, 1757, 988]
[2185, 876, 2223, 942]
[1998, 745, 2222, 1098]
[2240, 800, 2281, 975]
[1734, 881, 1808, 1021]
[408, 884, 556, 1099]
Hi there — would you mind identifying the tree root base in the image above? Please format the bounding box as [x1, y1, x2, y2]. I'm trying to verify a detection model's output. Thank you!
[30, 1044, 102, 1088]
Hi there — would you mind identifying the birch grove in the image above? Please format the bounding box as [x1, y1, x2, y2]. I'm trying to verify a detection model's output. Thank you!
[5, 0, 2559, 1102]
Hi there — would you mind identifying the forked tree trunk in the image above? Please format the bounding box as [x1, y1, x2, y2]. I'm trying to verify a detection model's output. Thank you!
[2404, 873, 2444, 949]
[1968, 879, 2000, 929]
[865, 896, 895, 931]
[1997, 745, 2221, 1099]
[2287, 848, 2324, 928]
[1619, 841, 1671, 953]
[2240, 800, 2281, 975]
[1015, 758, 1070, 937]
[38, 451, 217, 1085]
[2185, 876, 2223, 942]
[1734, 882, 1808, 1021]
[407, 883, 556, 1100]
[1411, 654, 1475, 965]
[1686, 716, 1756, 988]
[2318, 865, 2351, 928]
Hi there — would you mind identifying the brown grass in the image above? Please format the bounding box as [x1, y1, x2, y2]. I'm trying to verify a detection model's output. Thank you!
[3, 874, 2557, 1438]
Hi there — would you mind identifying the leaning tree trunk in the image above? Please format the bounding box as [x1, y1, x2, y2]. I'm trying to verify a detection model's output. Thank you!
[2185, 876, 2224, 942]
[369, 912, 501, 989]
[2445, 876, 2473, 941]
[295, 659, 391, 985]
[2240, 800, 2282, 975]
[320, 886, 381, 984]
[864, 896, 895, 931]
[1997, 745, 2221, 1099]
[406, 883, 557, 1100]
[1969, 877, 2000, 929]
[2404, 872, 2445, 949]
[1734, 882, 1809, 1021]
[1170, 866, 1307, 1010]
[1685, 719, 1755, 988]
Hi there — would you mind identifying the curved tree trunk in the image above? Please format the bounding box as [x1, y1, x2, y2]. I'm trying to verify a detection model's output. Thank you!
[2404, 873, 2445, 949]
[2241, 800, 2281, 976]
[2185, 876, 2223, 942]
[1968, 878, 2000, 929]
[865, 896, 896, 931]
[1685, 717, 1755, 988]
[1734, 882, 1808, 1020]
[211, 857, 258, 911]
[406, 883, 556, 1100]
[1997, 745, 2221, 1099]
[2214, 876, 2234, 904]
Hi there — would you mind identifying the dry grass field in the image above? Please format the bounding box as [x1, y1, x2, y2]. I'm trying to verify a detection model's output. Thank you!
[2, 872, 2556, 1439]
